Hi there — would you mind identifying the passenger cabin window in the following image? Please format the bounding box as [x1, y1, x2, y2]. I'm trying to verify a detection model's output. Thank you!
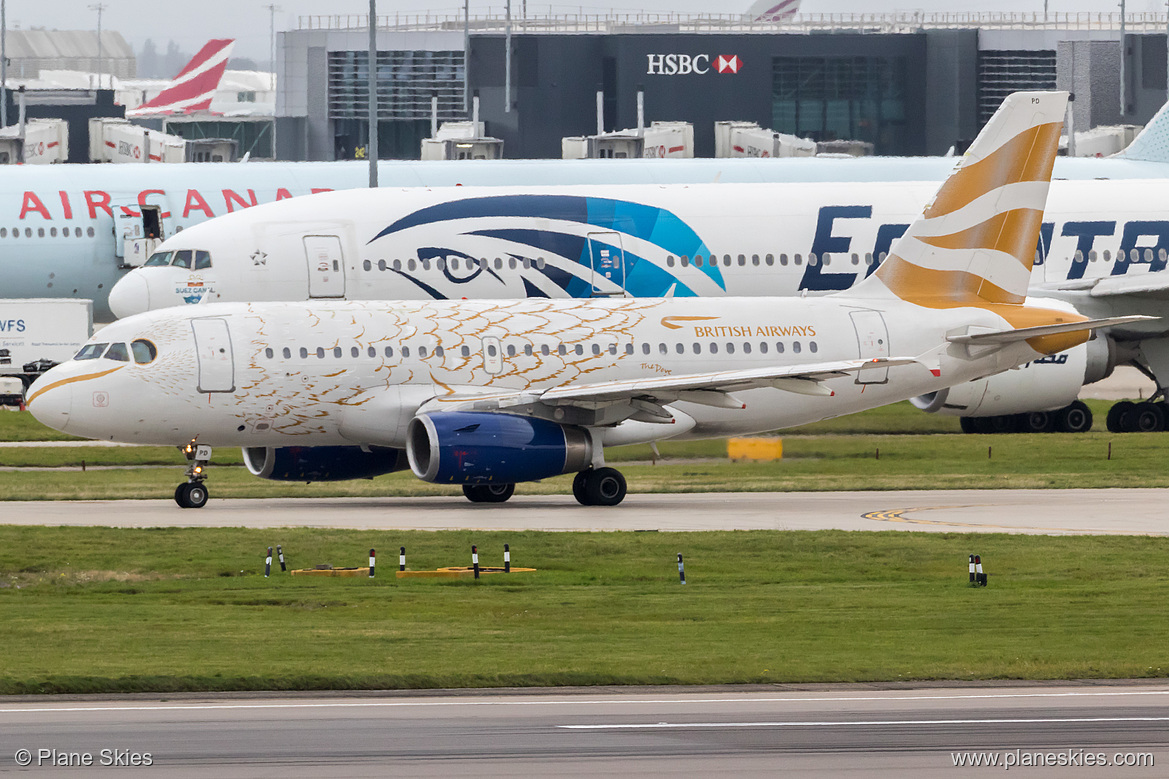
[104, 343, 130, 362]
[144, 252, 172, 267]
[194, 251, 212, 270]
[131, 340, 157, 364]
[75, 343, 108, 360]
[171, 250, 194, 269]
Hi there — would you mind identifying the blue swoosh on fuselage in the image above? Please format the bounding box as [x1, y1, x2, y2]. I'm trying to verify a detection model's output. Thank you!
[369, 194, 724, 291]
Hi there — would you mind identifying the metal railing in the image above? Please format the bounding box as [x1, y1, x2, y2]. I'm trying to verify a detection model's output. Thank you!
[298, 11, 1169, 34]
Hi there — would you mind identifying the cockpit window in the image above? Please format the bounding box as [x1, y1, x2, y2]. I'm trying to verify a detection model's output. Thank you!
[104, 343, 130, 362]
[75, 343, 108, 360]
[171, 249, 193, 269]
[144, 251, 172, 267]
[194, 250, 212, 270]
[131, 339, 157, 364]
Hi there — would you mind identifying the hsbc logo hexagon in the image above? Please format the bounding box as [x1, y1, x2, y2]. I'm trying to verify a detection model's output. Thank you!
[646, 53, 743, 75]
[715, 55, 742, 74]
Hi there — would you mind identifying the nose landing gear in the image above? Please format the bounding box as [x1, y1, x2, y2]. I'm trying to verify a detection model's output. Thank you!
[176, 441, 212, 509]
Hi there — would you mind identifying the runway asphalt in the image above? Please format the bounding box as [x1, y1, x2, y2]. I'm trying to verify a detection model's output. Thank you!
[0, 684, 1164, 777]
[2, 489, 1167, 534]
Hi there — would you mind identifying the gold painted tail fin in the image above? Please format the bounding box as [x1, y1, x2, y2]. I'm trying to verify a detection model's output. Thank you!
[855, 91, 1068, 308]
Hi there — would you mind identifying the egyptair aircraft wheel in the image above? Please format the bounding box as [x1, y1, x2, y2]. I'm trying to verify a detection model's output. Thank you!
[175, 482, 209, 509]
[463, 483, 515, 503]
[1130, 402, 1165, 433]
[1108, 401, 1135, 433]
[1019, 411, 1055, 434]
[1055, 401, 1092, 434]
[579, 467, 627, 507]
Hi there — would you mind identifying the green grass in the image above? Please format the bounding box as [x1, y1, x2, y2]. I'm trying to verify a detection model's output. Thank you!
[0, 398, 1163, 499]
[0, 527, 1165, 694]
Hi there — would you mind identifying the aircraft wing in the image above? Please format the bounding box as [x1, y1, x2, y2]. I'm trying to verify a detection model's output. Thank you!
[1045, 274, 1169, 300]
[419, 356, 920, 421]
[1087, 275, 1169, 300]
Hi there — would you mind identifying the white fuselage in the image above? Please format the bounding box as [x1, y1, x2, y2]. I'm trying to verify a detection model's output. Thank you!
[29, 297, 1045, 450]
[111, 179, 1169, 339]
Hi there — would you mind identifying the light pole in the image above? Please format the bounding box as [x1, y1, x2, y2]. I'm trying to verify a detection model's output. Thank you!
[368, 0, 377, 187]
[89, 3, 107, 90]
[2, 0, 7, 128]
[265, 4, 280, 93]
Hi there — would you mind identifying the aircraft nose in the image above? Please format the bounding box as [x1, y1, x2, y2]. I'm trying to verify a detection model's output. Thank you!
[26, 371, 73, 434]
[109, 272, 151, 318]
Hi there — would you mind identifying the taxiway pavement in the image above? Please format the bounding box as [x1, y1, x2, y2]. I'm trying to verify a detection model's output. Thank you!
[0, 684, 1164, 777]
[1, 489, 1165, 534]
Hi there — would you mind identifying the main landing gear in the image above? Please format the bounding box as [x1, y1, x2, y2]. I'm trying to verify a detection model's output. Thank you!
[960, 400, 1093, 434]
[458, 468, 628, 506]
[463, 483, 515, 503]
[175, 441, 212, 509]
[1105, 400, 1169, 433]
[572, 467, 627, 506]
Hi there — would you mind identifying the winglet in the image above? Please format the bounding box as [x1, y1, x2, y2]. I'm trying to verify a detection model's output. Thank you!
[855, 91, 1068, 308]
[126, 39, 236, 117]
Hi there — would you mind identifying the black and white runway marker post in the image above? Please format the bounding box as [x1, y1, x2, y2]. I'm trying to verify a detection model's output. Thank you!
[969, 554, 976, 585]
[399, 547, 406, 572]
[368, 548, 375, 578]
[678, 553, 686, 585]
[277, 545, 286, 573]
[472, 545, 480, 580]
[975, 555, 987, 587]
[265, 547, 272, 578]
[504, 543, 511, 574]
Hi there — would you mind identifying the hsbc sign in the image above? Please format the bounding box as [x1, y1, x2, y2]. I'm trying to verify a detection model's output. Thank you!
[646, 54, 742, 75]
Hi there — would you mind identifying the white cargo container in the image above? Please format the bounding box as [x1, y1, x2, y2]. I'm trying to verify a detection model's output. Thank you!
[0, 118, 69, 165]
[20, 119, 69, 164]
[0, 299, 93, 395]
[88, 118, 235, 164]
[715, 121, 816, 158]
[641, 122, 693, 158]
[563, 121, 694, 159]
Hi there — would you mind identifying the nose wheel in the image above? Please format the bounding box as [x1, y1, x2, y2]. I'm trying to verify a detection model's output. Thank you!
[572, 467, 627, 506]
[176, 441, 212, 509]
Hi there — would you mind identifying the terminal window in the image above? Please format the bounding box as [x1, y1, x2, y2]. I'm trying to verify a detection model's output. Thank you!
[771, 56, 908, 155]
[328, 50, 465, 120]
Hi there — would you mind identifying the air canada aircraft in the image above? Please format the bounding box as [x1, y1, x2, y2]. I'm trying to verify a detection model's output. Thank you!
[11, 101, 1169, 320]
[27, 92, 1148, 507]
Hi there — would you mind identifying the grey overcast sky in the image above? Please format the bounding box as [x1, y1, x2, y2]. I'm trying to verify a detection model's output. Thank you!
[5, 0, 1160, 64]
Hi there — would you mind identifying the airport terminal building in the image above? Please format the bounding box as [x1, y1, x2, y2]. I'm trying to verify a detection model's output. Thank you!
[276, 13, 1169, 160]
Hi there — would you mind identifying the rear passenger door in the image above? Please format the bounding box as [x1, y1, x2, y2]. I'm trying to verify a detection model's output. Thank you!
[304, 235, 346, 298]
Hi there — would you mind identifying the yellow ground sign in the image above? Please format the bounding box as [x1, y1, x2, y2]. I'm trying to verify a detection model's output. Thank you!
[727, 437, 783, 461]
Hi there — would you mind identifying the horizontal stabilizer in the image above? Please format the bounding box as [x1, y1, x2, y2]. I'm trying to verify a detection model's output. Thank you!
[946, 315, 1156, 345]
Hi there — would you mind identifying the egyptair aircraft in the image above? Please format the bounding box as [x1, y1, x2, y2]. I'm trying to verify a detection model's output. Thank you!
[10, 102, 1169, 320]
[27, 92, 1148, 508]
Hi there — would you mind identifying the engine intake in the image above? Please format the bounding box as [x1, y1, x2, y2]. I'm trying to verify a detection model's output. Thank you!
[407, 412, 592, 485]
[242, 446, 408, 482]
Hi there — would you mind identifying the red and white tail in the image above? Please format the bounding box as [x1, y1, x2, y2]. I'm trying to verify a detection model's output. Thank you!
[745, 0, 800, 22]
[126, 39, 235, 117]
